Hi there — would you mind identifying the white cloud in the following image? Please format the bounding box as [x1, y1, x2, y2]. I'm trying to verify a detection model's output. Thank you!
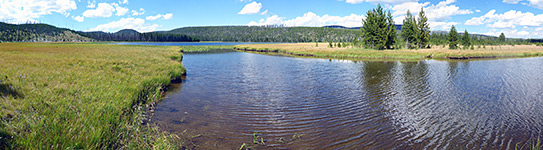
[503, 0, 523, 4]
[115, 5, 129, 16]
[502, 0, 543, 9]
[465, 9, 543, 28]
[0, 0, 77, 24]
[87, 0, 96, 8]
[248, 15, 285, 26]
[119, 0, 128, 4]
[83, 3, 115, 18]
[146, 14, 162, 21]
[526, 0, 543, 9]
[145, 13, 173, 21]
[248, 12, 365, 27]
[163, 13, 173, 20]
[238, 1, 262, 15]
[345, 0, 417, 4]
[261, 10, 268, 15]
[88, 17, 159, 32]
[239, 0, 252, 2]
[392, 0, 473, 22]
[132, 8, 145, 16]
[72, 15, 84, 22]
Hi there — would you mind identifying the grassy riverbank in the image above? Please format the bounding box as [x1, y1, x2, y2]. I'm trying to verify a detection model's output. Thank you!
[235, 43, 543, 60]
[0, 43, 186, 149]
[181, 45, 234, 53]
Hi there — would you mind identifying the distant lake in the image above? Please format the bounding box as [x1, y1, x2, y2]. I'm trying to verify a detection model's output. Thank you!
[153, 51, 543, 149]
[113, 42, 276, 46]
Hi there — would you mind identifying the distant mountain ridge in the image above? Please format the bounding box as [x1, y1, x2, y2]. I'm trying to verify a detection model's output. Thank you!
[1, 22, 540, 43]
[0, 22, 93, 42]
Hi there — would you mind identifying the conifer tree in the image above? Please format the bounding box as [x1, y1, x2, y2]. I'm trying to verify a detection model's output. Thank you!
[448, 25, 459, 49]
[498, 33, 506, 44]
[417, 8, 430, 48]
[361, 4, 390, 50]
[461, 30, 471, 49]
[386, 11, 397, 49]
[401, 10, 418, 49]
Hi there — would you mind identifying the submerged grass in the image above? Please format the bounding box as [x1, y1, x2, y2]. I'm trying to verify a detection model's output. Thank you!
[235, 43, 543, 61]
[0, 43, 185, 149]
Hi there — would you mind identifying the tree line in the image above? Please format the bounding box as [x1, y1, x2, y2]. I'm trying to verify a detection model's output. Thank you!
[78, 29, 199, 42]
[356, 5, 541, 50]
[166, 26, 359, 42]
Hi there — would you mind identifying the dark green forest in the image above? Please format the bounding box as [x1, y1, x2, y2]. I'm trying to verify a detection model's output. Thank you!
[164, 26, 360, 42]
[1, 21, 542, 45]
[0, 22, 93, 42]
[78, 29, 200, 42]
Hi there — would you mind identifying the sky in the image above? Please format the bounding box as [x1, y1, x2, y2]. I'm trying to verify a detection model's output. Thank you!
[1, 0, 543, 38]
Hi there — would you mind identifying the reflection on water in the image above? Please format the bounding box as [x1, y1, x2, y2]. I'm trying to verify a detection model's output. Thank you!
[154, 51, 543, 149]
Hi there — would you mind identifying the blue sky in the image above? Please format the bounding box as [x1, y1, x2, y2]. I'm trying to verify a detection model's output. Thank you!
[1, 0, 543, 38]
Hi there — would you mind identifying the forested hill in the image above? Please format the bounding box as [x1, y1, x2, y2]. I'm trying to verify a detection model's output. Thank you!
[0, 22, 93, 42]
[78, 29, 200, 42]
[164, 26, 360, 42]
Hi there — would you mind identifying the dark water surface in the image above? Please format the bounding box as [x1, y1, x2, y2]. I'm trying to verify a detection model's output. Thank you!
[154, 51, 543, 149]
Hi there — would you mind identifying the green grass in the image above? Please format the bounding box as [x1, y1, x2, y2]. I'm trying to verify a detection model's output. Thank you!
[235, 43, 543, 61]
[180, 45, 234, 53]
[0, 43, 186, 149]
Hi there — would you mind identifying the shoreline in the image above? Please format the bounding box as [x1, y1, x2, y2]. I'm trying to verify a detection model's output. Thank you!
[234, 43, 543, 61]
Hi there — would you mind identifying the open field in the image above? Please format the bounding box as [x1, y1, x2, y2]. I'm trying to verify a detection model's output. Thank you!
[0, 43, 186, 149]
[235, 43, 543, 60]
[181, 45, 235, 53]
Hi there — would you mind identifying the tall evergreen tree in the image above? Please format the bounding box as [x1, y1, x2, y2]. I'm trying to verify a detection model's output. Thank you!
[498, 32, 506, 44]
[361, 4, 391, 50]
[386, 10, 397, 49]
[448, 25, 459, 49]
[461, 30, 471, 49]
[401, 10, 418, 49]
[417, 7, 430, 48]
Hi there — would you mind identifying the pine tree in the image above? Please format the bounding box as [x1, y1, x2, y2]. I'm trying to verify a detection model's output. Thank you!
[401, 10, 418, 49]
[448, 25, 459, 49]
[417, 7, 430, 49]
[461, 30, 471, 49]
[386, 10, 397, 49]
[361, 4, 390, 50]
[498, 33, 506, 44]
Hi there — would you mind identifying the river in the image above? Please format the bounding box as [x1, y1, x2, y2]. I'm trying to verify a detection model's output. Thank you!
[146, 49, 543, 149]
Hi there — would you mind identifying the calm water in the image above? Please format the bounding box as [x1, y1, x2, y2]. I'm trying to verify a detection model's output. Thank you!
[154, 51, 543, 149]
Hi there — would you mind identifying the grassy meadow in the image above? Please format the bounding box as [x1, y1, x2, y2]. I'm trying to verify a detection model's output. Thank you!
[180, 45, 235, 53]
[0, 43, 186, 149]
[235, 43, 543, 60]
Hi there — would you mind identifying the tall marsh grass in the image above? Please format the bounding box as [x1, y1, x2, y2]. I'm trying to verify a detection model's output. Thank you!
[0, 43, 185, 149]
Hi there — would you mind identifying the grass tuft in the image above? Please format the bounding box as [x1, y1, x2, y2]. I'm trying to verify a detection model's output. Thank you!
[0, 43, 186, 149]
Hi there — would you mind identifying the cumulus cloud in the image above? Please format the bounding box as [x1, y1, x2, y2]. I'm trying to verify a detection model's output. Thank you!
[345, 0, 417, 4]
[392, 0, 472, 22]
[502, 0, 543, 9]
[0, 0, 77, 24]
[465, 9, 543, 28]
[72, 15, 84, 22]
[115, 5, 129, 16]
[163, 13, 173, 20]
[87, 0, 96, 8]
[238, 1, 262, 15]
[145, 13, 173, 21]
[83, 3, 115, 18]
[132, 8, 145, 16]
[248, 12, 365, 27]
[88, 17, 159, 32]
[503, 0, 523, 4]
[466, 9, 543, 38]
